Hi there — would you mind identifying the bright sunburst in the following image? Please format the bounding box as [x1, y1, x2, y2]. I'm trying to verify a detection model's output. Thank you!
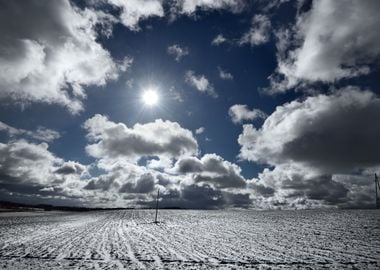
[142, 89, 159, 106]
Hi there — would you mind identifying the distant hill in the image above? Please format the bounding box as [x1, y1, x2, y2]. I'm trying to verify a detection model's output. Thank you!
[0, 200, 186, 212]
[0, 200, 131, 212]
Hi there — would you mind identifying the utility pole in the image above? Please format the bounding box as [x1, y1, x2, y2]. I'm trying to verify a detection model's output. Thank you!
[154, 189, 160, 224]
[376, 174, 380, 209]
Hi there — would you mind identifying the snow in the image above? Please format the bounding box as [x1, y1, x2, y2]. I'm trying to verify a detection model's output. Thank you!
[0, 209, 379, 269]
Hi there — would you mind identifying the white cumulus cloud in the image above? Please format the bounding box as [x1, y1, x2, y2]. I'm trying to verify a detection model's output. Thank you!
[0, 0, 129, 113]
[268, 0, 380, 92]
[83, 114, 198, 162]
[103, 0, 164, 31]
[171, 0, 245, 15]
[185, 70, 217, 98]
[229, 104, 267, 124]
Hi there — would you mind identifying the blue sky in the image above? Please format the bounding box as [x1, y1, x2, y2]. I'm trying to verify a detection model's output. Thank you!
[1, 0, 380, 209]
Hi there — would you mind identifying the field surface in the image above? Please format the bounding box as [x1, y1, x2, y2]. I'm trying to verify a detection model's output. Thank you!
[0, 209, 379, 269]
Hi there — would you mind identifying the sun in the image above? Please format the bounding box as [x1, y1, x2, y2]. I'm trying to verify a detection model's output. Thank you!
[142, 89, 159, 106]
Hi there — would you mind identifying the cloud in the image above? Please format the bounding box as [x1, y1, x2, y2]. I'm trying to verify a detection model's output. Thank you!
[81, 153, 250, 208]
[83, 114, 198, 162]
[268, 0, 380, 92]
[167, 44, 189, 61]
[259, 0, 291, 12]
[0, 134, 251, 209]
[0, 139, 90, 205]
[239, 88, 380, 208]
[239, 14, 271, 46]
[55, 161, 87, 175]
[248, 165, 375, 209]
[185, 70, 217, 97]
[282, 175, 349, 205]
[0, 139, 155, 206]
[104, 0, 164, 31]
[102, 0, 246, 28]
[238, 88, 380, 173]
[147, 156, 174, 170]
[0, 0, 128, 113]
[218, 67, 233, 80]
[0, 121, 60, 142]
[66, 115, 253, 208]
[83, 162, 157, 194]
[171, 0, 245, 15]
[229, 104, 267, 124]
[173, 183, 252, 209]
[248, 182, 275, 198]
[172, 154, 247, 188]
[119, 173, 155, 193]
[211, 34, 227, 46]
[0, 140, 61, 187]
[195, 127, 205, 134]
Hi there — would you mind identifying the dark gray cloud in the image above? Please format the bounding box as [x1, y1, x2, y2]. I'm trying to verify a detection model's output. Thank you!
[249, 166, 376, 209]
[0, 138, 252, 208]
[83, 163, 146, 193]
[181, 184, 225, 209]
[249, 183, 275, 198]
[240, 88, 380, 208]
[159, 183, 252, 209]
[222, 191, 252, 208]
[239, 88, 380, 174]
[80, 162, 250, 208]
[84, 175, 116, 191]
[0, 140, 91, 206]
[80, 150, 251, 207]
[174, 157, 203, 173]
[172, 154, 247, 188]
[0, 140, 60, 186]
[282, 175, 349, 205]
[119, 173, 155, 193]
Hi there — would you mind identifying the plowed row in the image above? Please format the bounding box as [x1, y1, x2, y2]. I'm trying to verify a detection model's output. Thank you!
[0, 209, 379, 269]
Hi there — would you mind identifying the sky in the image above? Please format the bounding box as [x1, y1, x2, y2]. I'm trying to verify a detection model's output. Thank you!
[0, 0, 380, 209]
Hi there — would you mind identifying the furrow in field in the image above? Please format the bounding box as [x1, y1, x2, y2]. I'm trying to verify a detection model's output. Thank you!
[0, 209, 379, 269]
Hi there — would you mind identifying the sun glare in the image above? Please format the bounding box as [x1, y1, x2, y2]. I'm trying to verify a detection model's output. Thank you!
[142, 89, 159, 106]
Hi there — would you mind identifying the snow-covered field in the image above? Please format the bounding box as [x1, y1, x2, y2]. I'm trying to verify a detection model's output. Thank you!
[0, 209, 379, 269]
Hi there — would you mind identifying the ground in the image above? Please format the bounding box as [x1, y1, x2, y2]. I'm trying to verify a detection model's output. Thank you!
[0, 209, 379, 269]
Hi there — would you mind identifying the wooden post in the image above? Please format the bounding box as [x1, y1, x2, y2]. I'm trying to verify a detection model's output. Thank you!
[154, 189, 160, 223]
[376, 174, 379, 209]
